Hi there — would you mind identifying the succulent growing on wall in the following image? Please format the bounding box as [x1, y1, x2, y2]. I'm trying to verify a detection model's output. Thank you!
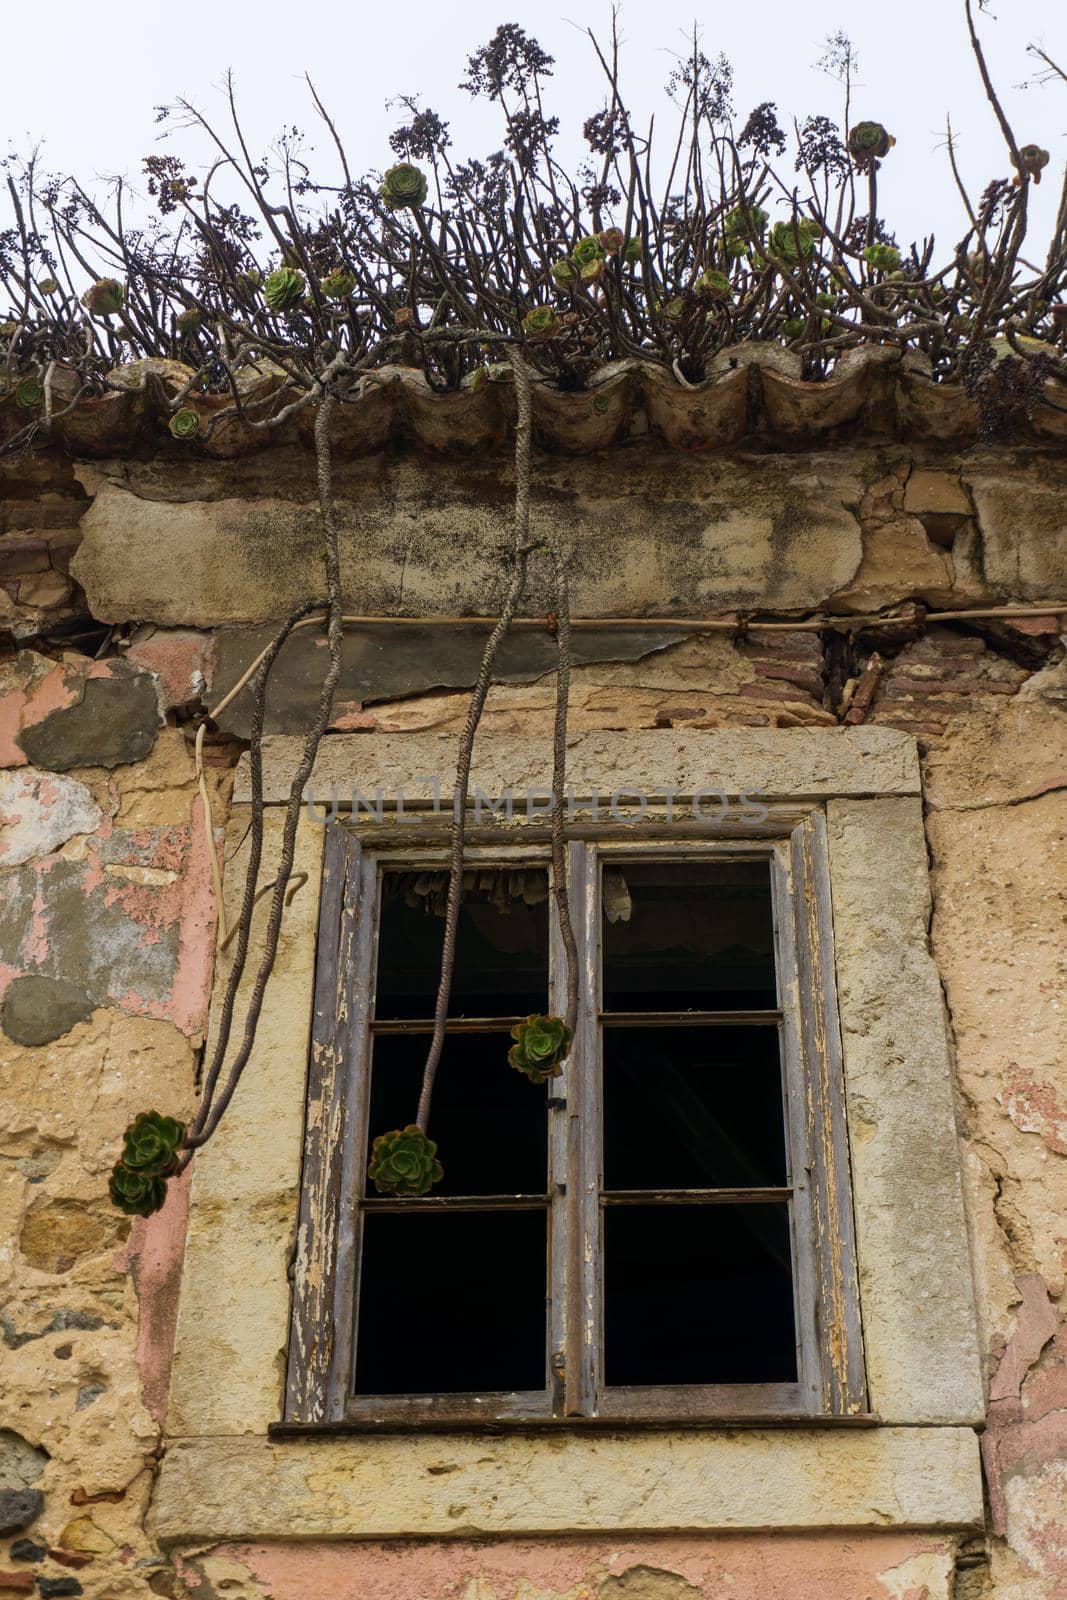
[108, 1111, 187, 1216]
[263, 267, 306, 313]
[379, 162, 429, 209]
[80, 278, 125, 317]
[848, 121, 895, 169]
[169, 407, 200, 440]
[122, 1111, 186, 1174]
[508, 1015, 573, 1083]
[109, 1164, 169, 1216]
[368, 1124, 444, 1196]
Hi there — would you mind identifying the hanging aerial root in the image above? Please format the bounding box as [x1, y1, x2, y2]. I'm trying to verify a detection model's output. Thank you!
[108, 393, 345, 1210]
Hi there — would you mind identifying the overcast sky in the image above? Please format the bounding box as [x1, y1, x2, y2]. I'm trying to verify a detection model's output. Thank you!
[5, 1, 1065, 263]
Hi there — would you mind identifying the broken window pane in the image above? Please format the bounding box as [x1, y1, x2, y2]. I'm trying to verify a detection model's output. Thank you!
[603, 1024, 787, 1191]
[355, 1210, 548, 1395]
[603, 1203, 797, 1386]
[601, 861, 777, 1012]
[375, 867, 550, 1019]
[365, 1032, 547, 1198]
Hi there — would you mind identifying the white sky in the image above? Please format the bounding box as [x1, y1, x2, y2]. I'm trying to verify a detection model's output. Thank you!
[6, 0, 1066, 263]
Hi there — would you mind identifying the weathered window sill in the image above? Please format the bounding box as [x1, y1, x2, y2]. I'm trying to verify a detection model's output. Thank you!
[154, 1425, 983, 1546]
[267, 1411, 884, 1437]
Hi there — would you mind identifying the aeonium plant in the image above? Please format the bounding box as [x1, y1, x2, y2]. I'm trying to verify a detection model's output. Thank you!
[508, 1014, 573, 1083]
[109, 1110, 186, 1216]
[368, 1124, 444, 1196]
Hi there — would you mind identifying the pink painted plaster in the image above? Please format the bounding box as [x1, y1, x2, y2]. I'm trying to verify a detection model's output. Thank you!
[1000, 1067, 1067, 1157]
[113, 1169, 191, 1424]
[127, 629, 215, 708]
[167, 795, 219, 1036]
[219, 1533, 953, 1600]
[982, 1273, 1067, 1573]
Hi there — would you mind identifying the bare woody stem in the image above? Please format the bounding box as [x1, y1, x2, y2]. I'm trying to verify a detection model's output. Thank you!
[549, 550, 578, 1040]
[415, 349, 535, 1133]
[182, 390, 345, 1158]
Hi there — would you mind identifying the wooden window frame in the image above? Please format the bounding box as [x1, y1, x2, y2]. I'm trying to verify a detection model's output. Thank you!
[284, 809, 867, 1429]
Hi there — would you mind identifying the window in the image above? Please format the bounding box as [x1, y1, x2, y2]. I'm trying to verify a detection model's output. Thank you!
[286, 818, 867, 1427]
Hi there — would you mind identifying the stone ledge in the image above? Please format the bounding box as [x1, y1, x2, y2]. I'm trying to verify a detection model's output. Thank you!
[153, 1426, 983, 1543]
[237, 726, 922, 805]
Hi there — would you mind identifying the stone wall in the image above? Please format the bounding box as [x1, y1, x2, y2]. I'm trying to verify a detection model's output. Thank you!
[1, 436, 1065, 1600]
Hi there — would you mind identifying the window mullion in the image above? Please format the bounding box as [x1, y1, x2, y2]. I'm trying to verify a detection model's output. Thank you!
[558, 840, 599, 1417]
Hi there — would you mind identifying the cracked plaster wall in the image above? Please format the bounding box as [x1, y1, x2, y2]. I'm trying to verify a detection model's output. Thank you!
[0, 441, 1064, 1599]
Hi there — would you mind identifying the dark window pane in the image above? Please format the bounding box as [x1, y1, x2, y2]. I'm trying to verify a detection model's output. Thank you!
[375, 868, 549, 1019]
[355, 1210, 547, 1394]
[365, 1032, 547, 1197]
[603, 1204, 797, 1386]
[603, 1026, 786, 1190]
[601, 861, 777, 1011]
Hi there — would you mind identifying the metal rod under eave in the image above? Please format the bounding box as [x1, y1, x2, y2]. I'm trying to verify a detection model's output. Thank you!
[272, 602, 1067, 633]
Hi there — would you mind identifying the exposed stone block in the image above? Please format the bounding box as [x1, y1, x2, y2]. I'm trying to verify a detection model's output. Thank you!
[904, 469, 972, 517]
[0, 1490, 44, 1536]
[17, 660, 160, 772]
[1, 976, 95, 1047]
[18, 1199, 127, 1275]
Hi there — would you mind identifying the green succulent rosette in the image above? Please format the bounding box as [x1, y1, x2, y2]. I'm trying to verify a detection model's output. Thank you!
[725, 204, 768, 240]
[320, 268, 357, 300]
[368, 1124, 443, 1196]
[264, 266, 306, 313]
[550, 258, 578, 287]
[623, 236, 643, 263]
[698, 269, 732, 299]
[175, 308, 204, 334]
[169, 407, 200, 441]
[0, 321, 18, 338]
[848, 121, 894, 166]
[14, 377, 43, 410]
[508, 1014, 572, 1083]
[237, 269, 263, 295]
[781, 317, 806, 341]
[864, 243, 902, 273]
[37, 278, 59, 295]
[120, 1110, 187, 1176]
[523, 306, 561, 340]
[109, 1161, 168, 1217]
[379, 162, 429, 210]
[768, 219, 820, 263]
[572, 235, 605, 268]
[81, 278, 125, 317]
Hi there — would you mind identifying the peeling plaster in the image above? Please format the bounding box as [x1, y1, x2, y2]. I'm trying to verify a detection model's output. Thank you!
[196, 1534, 962, 1600]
